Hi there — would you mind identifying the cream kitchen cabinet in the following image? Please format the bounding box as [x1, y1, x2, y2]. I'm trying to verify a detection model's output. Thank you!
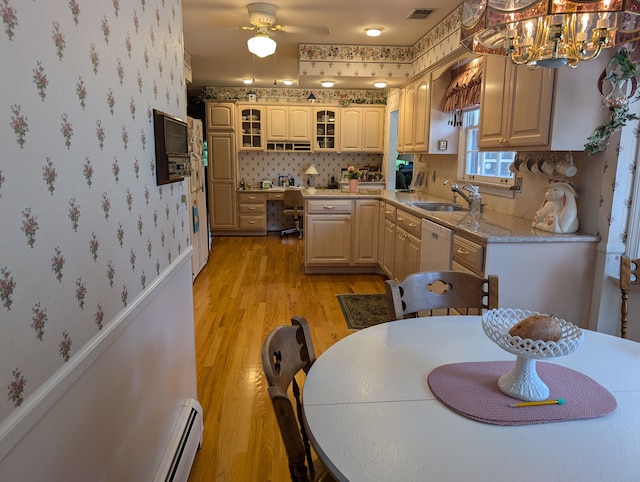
[340, 105, 384, 153]
[398, 76, 429, 153]
[206, 102, 235, 131]
[237, 191, 266, 232]
[313, 107, 339, 151]
[304, 199, 353, 267]
[353, 199, 379, 264]
[380, 203, 396, 279]
[206, 100, 238, 232]
[266, 106, 312, 142]
[304, 198, 379, 272]
[478, 53, 610, 151]
[238, 104, 264, 151]
[393, 208, 421, 281]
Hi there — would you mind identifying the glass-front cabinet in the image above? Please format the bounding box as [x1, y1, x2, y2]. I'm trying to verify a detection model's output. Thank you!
[238, 105, 263, 151]
[314, 108, 338, 151]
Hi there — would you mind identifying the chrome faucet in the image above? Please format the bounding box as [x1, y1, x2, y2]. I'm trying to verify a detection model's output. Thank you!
[444, 180, 481, 209]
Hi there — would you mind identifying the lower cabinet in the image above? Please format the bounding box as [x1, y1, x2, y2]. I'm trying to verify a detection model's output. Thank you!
[237, 192, 267, 232]
[304, 198, 379, 272]
[393, 208, 422, 281]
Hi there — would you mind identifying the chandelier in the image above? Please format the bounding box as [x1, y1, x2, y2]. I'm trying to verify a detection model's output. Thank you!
[247, 28, 277, 58]
[460, 0, 640, 68]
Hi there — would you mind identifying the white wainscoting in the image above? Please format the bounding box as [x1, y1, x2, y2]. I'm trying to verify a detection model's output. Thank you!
[0, 250, 198, 481]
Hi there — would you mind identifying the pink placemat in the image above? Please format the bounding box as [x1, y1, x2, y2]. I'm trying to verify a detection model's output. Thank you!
[427, 361, 617, 426]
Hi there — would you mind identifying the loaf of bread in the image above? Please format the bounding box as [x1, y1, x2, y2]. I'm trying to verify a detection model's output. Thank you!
[508, 314, 563, 342]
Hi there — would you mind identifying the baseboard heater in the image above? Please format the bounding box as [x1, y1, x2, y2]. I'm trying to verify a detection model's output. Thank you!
[154, 399, 203, 482]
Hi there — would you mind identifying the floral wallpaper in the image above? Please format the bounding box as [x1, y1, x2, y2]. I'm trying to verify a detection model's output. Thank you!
[0, 0, 187, 419]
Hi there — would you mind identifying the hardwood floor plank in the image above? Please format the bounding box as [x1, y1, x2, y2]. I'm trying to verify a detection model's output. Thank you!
[187, 235, 387, 481]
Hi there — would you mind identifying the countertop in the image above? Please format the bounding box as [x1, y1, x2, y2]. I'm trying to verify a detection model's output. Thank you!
[297, 187, 599, 244]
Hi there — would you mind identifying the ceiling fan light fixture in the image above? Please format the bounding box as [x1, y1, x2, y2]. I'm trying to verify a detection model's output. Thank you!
[374, 81, 387, 88]
[247, 32, 277, 58]
[364, 26, 384, 37]
[321, 81, 335, 88]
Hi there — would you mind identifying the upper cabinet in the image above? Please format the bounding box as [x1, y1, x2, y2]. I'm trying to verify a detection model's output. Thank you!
[238, 105, 264, 151]
[313, 108, 339, 151]
[206, 102, 235, 131]
[266, 106, 312, 142]
[478, 53, 611, 151]
[340, 105, 385, 153]
[398, 72, 458, 154]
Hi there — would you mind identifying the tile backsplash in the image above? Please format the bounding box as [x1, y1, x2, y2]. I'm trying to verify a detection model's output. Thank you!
[238, 151, 382, 189]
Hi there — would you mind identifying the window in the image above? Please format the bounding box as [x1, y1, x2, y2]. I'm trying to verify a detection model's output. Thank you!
[460, 109, 516, 187]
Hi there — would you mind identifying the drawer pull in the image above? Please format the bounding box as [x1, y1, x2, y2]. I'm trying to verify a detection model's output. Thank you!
[409, 222, 418, 228]
[397, 216, 405, 222]
[323, 205, 336, 210]
[456, 248, 470, 255]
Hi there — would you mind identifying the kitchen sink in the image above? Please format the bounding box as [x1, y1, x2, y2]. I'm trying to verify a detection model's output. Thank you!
[408, 202, 465, 212]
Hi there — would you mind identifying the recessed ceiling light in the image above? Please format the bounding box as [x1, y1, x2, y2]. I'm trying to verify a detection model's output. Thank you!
[283, 80, 294, 86]
[374, 82, 387, 88]
[321, 81, 335, 88]
[364, 27, 384, 37]
[242, 78, 254, 85]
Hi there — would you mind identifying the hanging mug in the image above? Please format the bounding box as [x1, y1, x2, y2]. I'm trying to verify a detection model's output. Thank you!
[556, 154, 577, 177]
[513, 155, 525, 172]
[540, 154, 557, 175]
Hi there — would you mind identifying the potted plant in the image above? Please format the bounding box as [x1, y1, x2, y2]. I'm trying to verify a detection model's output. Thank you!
[346, 165, 361, 193]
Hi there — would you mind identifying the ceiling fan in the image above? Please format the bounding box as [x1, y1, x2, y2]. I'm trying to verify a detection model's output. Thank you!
[241, 2, 330, 58]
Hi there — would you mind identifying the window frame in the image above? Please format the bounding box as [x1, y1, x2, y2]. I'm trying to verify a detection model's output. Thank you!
[457, 108, 516, 192]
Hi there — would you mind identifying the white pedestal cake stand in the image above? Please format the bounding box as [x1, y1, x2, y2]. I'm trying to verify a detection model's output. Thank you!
[482, 308, 584, 401]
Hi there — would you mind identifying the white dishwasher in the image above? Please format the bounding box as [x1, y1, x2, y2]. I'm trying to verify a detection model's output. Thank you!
[420, 218, 453, 271]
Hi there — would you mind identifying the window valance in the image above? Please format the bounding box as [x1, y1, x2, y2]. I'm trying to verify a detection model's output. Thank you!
[444, 60, 483, 112]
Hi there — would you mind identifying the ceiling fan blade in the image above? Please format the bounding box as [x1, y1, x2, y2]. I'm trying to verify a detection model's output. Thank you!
[276, 24, 331, 36]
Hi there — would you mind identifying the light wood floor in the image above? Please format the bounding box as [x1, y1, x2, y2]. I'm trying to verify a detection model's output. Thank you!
[187, 234, 387, 481]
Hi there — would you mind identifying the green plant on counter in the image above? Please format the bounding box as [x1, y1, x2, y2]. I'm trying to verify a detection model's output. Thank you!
[585, 47, 640, 156]
[346, 165, 361, 179]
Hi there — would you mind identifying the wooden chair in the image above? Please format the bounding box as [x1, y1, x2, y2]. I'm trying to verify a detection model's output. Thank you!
[386, 270, 499, 320]
[281, 189, 304, 239]
[262, 316, 335, 482]
[620, 256, 640, 339]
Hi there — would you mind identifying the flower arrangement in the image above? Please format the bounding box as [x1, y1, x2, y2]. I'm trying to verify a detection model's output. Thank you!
[346, 165, 361, 180]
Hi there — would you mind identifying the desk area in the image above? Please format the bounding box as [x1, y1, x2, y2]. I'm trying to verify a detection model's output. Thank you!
[303, 316, 640, 481]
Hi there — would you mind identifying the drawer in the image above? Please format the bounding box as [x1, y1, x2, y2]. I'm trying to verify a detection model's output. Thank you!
[267, 191, 285, 201]
[238, 192, 266, 203]
[238, 202, 266, 214]
[306, 199, 352, 214]
[452, 235, 484, 275]
[385, 204, 396, 222]
[238, 214, 266, 229]
[396, 209, 421, 238]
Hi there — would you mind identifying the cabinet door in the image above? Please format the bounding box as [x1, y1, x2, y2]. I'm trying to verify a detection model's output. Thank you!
[377, 202, 385, 267]
[340, 108, 361, 151]
[382, 218, 395, 278]
[354, 200, 379, 264]
[314, 108, 339, 151]
[208, 181, 237, 229]
[238, 106, 263, 150]
[207, 131, 237, 230]
[208, 132, 236, 181]
[288, 106, 312, 141]
[507, 65, 553, 147]
[266, 106, 288, 140]
[413, 78, 430, 152]
[361, 107, 384, 152]
[404, 233, 421, 277]
[394, 228, 408, 281]
[305, 215, 352, 265]
[206, 102, 235, 130]
[400, 84, 415, 151]
[479, 55, 554, 149]
[478, 55, 511, 148]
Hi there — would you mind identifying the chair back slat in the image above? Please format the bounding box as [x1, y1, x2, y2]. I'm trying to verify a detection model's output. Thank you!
[386, 271, 499, 320]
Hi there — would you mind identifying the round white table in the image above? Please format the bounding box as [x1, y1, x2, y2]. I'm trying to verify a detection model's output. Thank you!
[302, 316, 640, 481]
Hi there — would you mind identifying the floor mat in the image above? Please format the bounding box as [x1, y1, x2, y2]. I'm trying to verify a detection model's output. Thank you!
[336, 293, 390, 330]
